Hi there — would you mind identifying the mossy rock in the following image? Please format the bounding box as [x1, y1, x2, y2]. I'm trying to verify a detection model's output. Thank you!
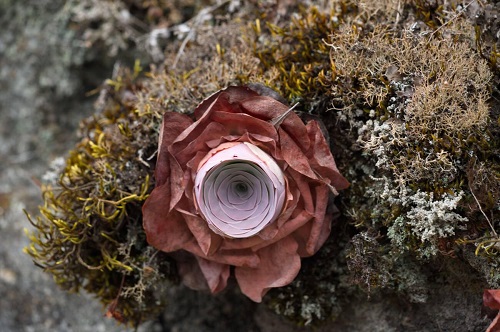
[25, 0, 500, 327]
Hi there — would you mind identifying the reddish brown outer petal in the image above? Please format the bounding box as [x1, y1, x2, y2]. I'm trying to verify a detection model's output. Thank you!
[210, 111, 278, 139]
[195, 256, 230, 294]
[306, 120, 350, 190]
[174, 121, 228, 166]
[167, 117, 231, 213]
[235, 236, 301, 302]
[168, 157, 187, 212]
[292, 184, 331, 256]
[250, 210, 313, 252]
[278, 127, 318, 180]
[142, 186, 192, 252]
[485, 290, 500, 310]
[194, 86, 260, 120]
[180, 210, 223, 256]
[206, 132, 282, 165]
[287, 167, 314, 214]
[156, 112, 193, 186]
[169, 90, 246, 163]
[486, 313, 500, 332]
[488, 314, 500, 332]
[168, 122, 231, 212]
[239, 96, 311, 151]
[183, 240, 261, 268]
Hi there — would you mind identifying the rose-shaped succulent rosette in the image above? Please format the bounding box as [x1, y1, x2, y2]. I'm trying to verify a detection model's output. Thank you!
[143, 85, 349, 301]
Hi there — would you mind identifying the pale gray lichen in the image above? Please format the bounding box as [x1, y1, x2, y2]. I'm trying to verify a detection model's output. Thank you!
[388, 190, 467, 258]
[404, 191, 467, 241]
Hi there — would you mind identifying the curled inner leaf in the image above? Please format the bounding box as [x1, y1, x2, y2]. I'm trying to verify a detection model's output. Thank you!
[194, 142, 286, 238]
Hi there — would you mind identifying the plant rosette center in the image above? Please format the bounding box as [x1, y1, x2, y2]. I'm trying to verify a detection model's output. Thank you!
[142, 85, 349, 302]
[194, 142, 286, 238]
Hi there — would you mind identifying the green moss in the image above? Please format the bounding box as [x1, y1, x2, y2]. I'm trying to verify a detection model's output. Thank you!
[252, 4, 355, 103]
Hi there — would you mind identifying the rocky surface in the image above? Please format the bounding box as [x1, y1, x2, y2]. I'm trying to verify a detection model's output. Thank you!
[0, 1, 128, 331]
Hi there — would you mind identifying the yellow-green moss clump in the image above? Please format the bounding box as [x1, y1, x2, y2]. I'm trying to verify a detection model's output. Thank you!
[25, 63, 175, 324]
[25, 0, 500, 327]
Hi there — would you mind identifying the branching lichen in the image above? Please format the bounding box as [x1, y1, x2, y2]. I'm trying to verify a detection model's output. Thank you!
[388, 190, 467, 258]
